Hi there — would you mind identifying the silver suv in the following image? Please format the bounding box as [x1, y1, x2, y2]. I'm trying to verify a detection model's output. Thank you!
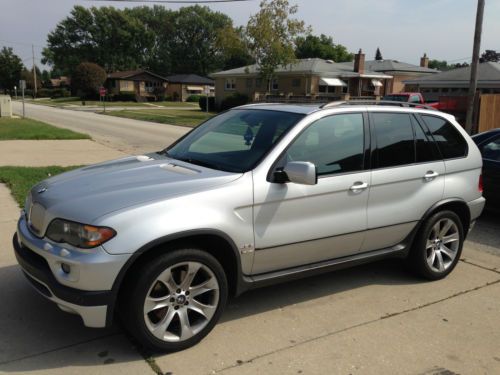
[13, 103, 485, 351]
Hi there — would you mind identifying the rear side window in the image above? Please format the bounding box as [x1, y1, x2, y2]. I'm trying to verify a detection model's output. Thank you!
[372, 113, 415, 168]
[413, 117, 440, 163]
[421, 115, 468, 159]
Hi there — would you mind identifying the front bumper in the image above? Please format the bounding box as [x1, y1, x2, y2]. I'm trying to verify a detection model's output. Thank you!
[13, 215, 130, 328]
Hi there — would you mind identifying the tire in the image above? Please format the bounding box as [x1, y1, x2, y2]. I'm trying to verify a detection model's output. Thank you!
[409, 210, 464, 280]
[121, 248, 228, 352]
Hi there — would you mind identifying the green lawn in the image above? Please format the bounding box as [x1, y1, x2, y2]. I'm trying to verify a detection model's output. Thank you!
[0, 166, 80, 206]
[0, 117, 90, 140]
[30, 98, 198, 108]
[103, 108, 215, 127]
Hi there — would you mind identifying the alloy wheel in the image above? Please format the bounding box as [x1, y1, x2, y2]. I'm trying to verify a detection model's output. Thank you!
[143, 261, 220, 342]
[425, 218, 460, 273]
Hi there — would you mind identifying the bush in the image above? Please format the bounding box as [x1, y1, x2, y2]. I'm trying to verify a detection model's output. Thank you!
[220, 93, 249, 111]
[51, 88, 71, 98]
[72, 62, 106, 99]
[199, 96, 216, 112]
[186, 94, 203, 102]
[112, 91, 136, 102]
[37, 88, 53, 98]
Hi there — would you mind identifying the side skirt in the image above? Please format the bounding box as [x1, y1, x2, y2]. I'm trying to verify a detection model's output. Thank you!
[241, 245, 408, 291]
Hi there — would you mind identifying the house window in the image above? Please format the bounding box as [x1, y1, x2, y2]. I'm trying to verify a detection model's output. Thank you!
[225, 78, 236, 90]
[246, 78, 253, 88]
[292, 78, 301, 88]
[319, 85, 327, 93]
[271, 79, 279, 90]
[255, 78, 262, 88]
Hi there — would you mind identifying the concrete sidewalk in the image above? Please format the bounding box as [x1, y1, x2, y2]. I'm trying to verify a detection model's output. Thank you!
[0, 140, 127, 167]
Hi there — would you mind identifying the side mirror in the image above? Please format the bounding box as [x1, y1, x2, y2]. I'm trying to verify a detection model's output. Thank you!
[282, 161, 317, 185]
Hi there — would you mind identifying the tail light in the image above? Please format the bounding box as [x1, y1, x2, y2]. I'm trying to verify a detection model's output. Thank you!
[478, 174, 483, 193]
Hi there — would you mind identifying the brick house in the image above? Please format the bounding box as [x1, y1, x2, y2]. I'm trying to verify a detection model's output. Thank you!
[165, 74, 214, 102]
[211, 50, 392, 107]
[106, 70, 168, 100]
[404, 62, 500, 101]
[339, 53, 438, 94]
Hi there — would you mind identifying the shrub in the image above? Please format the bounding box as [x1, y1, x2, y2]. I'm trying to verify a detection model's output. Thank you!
[37, 88, 53, 98]
[186, 94, 202, 102]
[199, 96, 216, 112]
[220, 93, 249, 111]
[51, 88, 71, 98]
[113, 91, 136, 102]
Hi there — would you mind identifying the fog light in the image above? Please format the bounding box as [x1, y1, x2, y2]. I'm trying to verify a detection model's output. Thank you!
[61, 263, 71, 274]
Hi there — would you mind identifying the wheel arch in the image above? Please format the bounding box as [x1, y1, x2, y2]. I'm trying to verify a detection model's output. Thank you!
[419, 198, 471, 237]
[106, 229, 244, 327]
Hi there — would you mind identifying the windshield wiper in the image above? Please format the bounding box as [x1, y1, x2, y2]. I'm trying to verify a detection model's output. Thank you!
[176, 157, 225, 171]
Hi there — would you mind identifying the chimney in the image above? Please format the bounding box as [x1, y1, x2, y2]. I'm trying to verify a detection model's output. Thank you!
[354, 49, 365, 74]
[420, 53, 429, 68]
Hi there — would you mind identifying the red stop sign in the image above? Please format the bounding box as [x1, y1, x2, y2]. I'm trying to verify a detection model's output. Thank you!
[99, 87, 106, 97]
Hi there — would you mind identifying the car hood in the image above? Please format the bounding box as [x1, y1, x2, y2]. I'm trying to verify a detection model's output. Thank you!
[29, 154, 242, 227]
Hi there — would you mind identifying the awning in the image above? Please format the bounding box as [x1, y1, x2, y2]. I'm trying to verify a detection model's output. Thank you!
[371, 79, 383, 87]
[319, 77, 347, 87]
[187, 86, 204, 91]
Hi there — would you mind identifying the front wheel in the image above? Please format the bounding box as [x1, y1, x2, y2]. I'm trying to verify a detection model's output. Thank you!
[122, 248, 228, 352]
[409, 210, 464, 280]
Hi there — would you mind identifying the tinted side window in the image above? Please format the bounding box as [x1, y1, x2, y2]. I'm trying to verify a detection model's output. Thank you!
[286, 113, 364, 176]
[421, 115, 468, 159]
[414, 117, 440, 163]
[372, 113, 415, 168]
[482, 136, 500, 161]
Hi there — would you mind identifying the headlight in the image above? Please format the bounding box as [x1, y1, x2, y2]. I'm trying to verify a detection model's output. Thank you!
[46, 219, 116, 249]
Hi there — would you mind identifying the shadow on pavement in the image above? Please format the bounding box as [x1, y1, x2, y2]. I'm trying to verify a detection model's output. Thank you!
[466, 210, 500, 254]
[0, 257, 421, 372]
[222, 258, 421, 322]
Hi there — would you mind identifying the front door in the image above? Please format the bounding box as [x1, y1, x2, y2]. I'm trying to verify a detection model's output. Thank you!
[252, 112, 370, 274]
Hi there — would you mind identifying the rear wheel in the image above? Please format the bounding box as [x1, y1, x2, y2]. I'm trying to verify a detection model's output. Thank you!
[122, 248, 228, 352]
[409, 210, 464, 280]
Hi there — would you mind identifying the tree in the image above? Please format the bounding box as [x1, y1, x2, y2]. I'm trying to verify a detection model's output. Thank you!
[246, 0, 307, 92]
[218, 26, 255, 70]
[167, 6, 236, 75]
[295, 34, 353, 62]
[375, 47, 383, 60]
[21, 66, 42, 91]
[479, 50, 500, 63]
[428, 59, 451, 71]
[71, 62, 106, 99]
[0, 47, 24, 93]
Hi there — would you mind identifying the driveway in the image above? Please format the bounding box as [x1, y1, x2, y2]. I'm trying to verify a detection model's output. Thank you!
[1, 177, 499, 374]
[12, 102, 189, 155]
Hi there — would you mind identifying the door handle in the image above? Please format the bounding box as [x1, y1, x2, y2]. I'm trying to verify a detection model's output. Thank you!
[350, 182, 369, 191]
[424, 171, 439, 181]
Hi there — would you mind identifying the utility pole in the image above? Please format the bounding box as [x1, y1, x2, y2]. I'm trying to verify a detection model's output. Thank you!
[465, 0, 485, 134]
[32, 44, 38, 98]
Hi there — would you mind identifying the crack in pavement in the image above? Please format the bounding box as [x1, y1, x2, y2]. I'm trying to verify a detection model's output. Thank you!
[213, 262, 500, 374]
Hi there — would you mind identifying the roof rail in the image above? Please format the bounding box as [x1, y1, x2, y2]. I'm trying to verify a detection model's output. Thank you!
[319, 100, 438, 111]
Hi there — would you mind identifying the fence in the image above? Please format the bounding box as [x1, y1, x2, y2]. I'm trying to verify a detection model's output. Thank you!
[478, 94, 500, 133]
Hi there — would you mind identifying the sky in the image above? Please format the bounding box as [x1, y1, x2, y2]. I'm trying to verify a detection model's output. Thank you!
[1, 0, 499, 71]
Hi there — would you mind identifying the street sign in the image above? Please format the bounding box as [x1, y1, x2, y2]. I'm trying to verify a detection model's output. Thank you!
[19, 80, 26, 90]
[99, 87, 107, 97]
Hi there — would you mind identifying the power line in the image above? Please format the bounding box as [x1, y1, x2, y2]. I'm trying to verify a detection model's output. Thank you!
[0, 39, 45, 49]
[87, 0, 254, 3]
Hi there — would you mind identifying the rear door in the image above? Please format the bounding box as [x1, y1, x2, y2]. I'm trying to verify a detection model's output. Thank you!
[362, 111, 445, 252]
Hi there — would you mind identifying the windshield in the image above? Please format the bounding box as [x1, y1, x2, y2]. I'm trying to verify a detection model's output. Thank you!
[166, 109, 305, 173]
[383, 95, 409, 102]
